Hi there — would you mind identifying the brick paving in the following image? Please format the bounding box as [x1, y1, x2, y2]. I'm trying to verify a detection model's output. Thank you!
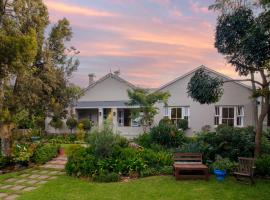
[0, 154, 67, 200]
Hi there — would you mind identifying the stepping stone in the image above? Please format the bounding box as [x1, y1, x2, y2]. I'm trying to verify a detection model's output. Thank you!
[0, 185, 13, 189]
[31, 170, 40, 173]
[37, 175, 49, 179]
[10, 185, 26, 191]
[29, 175, 40, 179]
[47, 176, 57, 180]
[25, 180, 39, 184]
[19, 174, 30, 178]
[15, 179, 28, 183]
[22, 186, 37, 192]
[37, 180, 48, 185]
[0, 193, 8, 198]
[4, 194, 20, 200]
[39, 171, 50, 174]
[49, 171, 58, 175]
[5, 178, 17, 183]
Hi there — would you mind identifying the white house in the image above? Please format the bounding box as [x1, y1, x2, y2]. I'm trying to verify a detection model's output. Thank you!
[45, 65, 255, 138]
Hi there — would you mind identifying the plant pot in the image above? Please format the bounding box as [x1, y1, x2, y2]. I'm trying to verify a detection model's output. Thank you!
[214, 169, 227, 181]
[58, 147, 65, 156]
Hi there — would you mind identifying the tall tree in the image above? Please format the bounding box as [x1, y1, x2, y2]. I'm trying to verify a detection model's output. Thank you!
[188, 1, 270, 157]
[0, 0, 80, 155]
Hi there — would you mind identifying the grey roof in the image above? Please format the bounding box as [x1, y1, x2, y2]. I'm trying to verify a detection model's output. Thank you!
[75, 101, 131, 108]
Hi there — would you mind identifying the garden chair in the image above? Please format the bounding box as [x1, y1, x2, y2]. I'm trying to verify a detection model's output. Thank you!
[233, 157, 256, 184]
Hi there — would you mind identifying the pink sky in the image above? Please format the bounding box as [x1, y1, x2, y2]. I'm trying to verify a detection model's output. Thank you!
[44, 0, 240, 88]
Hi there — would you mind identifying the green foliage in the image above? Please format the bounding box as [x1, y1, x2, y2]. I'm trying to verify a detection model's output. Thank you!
[87, 125, 127, 159]
[49, 117, 63, 130]
[256, 154, 270, 176]
[127, 88, 170, 131]
[66, 117, 78, 133]
[0, 151, 12, 169]
[31, 143, 60, 164]
[12, 143, 37, 165]
[135, 133, 152, 148]
[150, 121, 185, 148]
[187, 68, 223, 104]
[78, 119, 92, 131]
[211, 157, 237, 173]
[92, 172, 120, 183]
[178, 119, 188, 131]
[65, 146, 97, 177]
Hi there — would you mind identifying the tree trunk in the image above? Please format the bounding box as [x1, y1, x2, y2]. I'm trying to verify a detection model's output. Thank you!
[0, 122, 15, 156]
[254, 118, 263, 157]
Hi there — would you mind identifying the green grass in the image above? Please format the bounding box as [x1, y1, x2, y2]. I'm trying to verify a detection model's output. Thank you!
[16, 175, 270, 200]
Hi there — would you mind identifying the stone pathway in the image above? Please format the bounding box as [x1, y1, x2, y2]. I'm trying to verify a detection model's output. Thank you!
[0, 155, 67, 200]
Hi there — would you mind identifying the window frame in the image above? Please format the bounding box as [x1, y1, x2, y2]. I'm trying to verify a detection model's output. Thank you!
[214, 106, 244, 127]
[164, 106, 190, 127]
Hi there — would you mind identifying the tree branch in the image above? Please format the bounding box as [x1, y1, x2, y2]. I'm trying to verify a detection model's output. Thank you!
[223, 79, 263, 86]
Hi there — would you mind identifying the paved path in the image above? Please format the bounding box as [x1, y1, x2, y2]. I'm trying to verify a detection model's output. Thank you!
[0, 155, 67, 200]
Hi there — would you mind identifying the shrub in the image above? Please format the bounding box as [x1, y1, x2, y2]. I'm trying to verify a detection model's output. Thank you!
[159, 166, 173, 175]
[31, 143, 60, 164]
[78, 119, 92, 131]
[76, 123, 86, 141]
[140, 168, 159, 177]
[135, 133, 152, 148]
[0, 152, 12, 169]
[49, 117, 63, 131]
[12, 143, 37, 165]
[139, 149, 172, 168]
[178, 119, 188, 131]
[211, 157, 237, 174]
[256, 154, 270, 176]
[150, 121, 185, 148]
[92, 172, 120, 182]
[66, 117, 78, 133]
[65, 147, 97, 177]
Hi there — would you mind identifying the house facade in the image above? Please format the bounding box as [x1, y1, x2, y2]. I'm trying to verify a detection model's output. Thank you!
[45, 65, 255, 138]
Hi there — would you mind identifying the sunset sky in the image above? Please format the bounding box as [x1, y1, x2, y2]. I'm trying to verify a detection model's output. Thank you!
[44, 0, 240, 88]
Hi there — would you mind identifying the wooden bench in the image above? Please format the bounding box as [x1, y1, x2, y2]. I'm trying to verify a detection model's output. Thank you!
[233, 157, 255, 184]
[173, 153, 209, 180]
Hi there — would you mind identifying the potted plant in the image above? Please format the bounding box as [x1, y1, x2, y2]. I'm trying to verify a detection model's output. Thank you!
[212, 157, 235, 181]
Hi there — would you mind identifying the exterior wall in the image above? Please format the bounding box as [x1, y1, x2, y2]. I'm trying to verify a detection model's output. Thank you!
[154, 72, 255, 136]
[79, 76, 133, 102]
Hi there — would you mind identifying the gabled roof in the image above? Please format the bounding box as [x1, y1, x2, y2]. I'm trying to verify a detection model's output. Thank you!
[156, 65, 252, 92]
[82, 73, 137, 94]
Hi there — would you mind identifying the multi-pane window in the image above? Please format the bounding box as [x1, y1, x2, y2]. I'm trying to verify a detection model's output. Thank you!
[117, 108, 140, 127]
[214, 106, 244, 127]
[164, 107, 190, 127]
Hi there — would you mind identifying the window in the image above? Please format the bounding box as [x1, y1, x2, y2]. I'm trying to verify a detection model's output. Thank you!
[164, 107, 190, 127]
[117, 108, 140, 127]
[214, 106, 244, 127]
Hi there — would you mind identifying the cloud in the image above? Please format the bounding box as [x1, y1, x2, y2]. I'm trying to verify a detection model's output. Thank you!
[44, 0, 118, 17]
[190, 1, 210, 14]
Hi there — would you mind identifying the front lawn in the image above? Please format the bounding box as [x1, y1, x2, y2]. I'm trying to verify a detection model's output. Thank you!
[17, 175, 270, 200]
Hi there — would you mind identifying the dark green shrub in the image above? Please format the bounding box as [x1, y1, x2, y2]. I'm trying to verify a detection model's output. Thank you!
[31, 144, 60, 164]
[0, 152, 12, 169]
[139, 149, 172, 168]
[92, 172, 120, 182]
[49, 117, 63, 130]
[140, 168, 159, 177]
[159, 166, 173, 175]
[158, 117, 172, 126]
[65, 146, 97, 177]
[150, 121, 185, 148]
[178, 119, 188, 131]
[135, 133, 152, 148]
[256, 154, 270, 176]
[66, 117, 78, 133]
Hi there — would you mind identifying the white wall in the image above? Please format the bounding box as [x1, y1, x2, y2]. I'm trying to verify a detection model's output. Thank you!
[154, 72, 255, 136]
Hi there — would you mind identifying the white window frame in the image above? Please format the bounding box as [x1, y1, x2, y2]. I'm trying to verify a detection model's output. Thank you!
[214, 106, 244, 127]
[164, 106, 190, 127]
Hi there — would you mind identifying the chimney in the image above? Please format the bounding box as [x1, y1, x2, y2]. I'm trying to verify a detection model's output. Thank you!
[88, 73, 95, 85]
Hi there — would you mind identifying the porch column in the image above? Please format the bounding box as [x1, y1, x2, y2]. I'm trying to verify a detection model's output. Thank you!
[98, 108, 103, 128]
[112, 108, 118, 132]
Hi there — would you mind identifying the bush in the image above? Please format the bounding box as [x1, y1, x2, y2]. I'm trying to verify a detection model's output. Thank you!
[211, 157, 237, 174]
[256, 154, 270, 176]
[178, 119, 188, 131]
[140, 168, 159, 177]
[12, 143, 37, 165]
[92, 172, 120, 182]
[78, 119, 92, 131]
[31, 143, 60, 164]
[159, 166, 173, 175]
[76, 123, 86, 141]
[66, 117, 78, 133]
[49, 117, 63, 130]
[139, 149, 172, 168]
[65, 147, 97, 177]
[150, 121, 185, 148]
[135, 133, 152, 148]
[0, 152, 12, 169]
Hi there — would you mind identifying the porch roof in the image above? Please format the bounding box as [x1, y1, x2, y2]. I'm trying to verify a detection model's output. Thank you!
[75, 101, 133, 108]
